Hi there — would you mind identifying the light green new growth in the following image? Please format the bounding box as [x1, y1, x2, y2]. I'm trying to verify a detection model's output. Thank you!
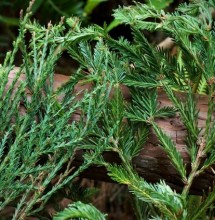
[54, 201, 107, 220]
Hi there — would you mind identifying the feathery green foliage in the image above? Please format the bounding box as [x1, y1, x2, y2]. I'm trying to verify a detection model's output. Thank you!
[0, 3, 113, 219]
[0, 0, 215, 219]
[54, 201, 107, 220]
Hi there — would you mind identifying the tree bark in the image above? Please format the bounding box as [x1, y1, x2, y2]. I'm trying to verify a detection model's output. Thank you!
[8, 69, 215, 194]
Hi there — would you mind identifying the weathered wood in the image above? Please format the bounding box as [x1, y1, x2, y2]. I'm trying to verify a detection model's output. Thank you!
[8, 69, 215, 194]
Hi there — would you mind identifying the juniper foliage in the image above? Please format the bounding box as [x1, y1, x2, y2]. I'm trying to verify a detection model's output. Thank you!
[0, 0, 214, 219]
[0, 5, 113, 219]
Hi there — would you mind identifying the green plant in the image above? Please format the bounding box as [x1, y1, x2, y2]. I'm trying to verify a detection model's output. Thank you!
[0, 0, 215, 219]
[54, 201, 107, 220]
[55, 1, 215, 219]
[0, 0, 84, 26]
[0, 4, 114, 219]
[107, 0, 174, 32]
[0, 0, 105, 61]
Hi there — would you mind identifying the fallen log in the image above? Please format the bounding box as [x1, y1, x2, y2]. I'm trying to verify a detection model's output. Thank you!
[8, 69, 215, 194]
[74, 91, 214, 194]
